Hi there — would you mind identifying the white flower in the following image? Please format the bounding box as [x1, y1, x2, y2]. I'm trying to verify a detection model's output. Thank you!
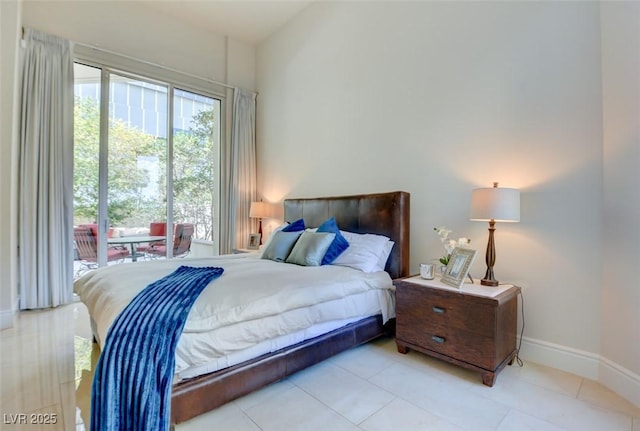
[445, 239, 456, 254]
[433, 226, 471, 265]
[457, 237, 471, 248]
[434, 226, 452, 240]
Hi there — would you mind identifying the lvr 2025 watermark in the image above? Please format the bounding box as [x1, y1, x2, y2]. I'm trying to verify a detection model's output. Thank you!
[3, 413, 58, 425]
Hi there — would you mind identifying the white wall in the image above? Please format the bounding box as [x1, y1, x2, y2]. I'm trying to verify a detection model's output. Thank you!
[600, 2, 640, 405]
[256, 1, 637, 402]
[20, 1, 256, 91]
[24, 2, 207, 86]
[226, 37, 256, 91]
[0, 0, 21, 329]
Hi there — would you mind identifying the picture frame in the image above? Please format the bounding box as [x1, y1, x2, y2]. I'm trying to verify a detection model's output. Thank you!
[441, 247, 477, 288]
[247, 233, 261, 250]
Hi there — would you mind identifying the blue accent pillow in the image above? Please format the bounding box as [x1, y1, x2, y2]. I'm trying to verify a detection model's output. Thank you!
[282, 218, 305, 232]
[317, 217, 350, 265]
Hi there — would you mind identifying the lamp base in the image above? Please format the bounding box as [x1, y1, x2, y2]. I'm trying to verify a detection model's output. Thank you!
[481, 220, 499, 286]
[481, 266, 499, 286]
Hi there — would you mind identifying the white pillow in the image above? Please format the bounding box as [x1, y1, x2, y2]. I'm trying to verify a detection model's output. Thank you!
[260, 223, 288, 255]
[332, 231, 392, 273]
[375, 240, 395, 272]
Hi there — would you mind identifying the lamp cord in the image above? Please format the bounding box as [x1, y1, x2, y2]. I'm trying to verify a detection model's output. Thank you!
[513, 285, 525, 367]
[498, 283, 525, 367]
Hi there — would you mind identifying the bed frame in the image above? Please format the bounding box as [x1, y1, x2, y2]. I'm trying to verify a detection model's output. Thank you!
[170, 191, 410, 424]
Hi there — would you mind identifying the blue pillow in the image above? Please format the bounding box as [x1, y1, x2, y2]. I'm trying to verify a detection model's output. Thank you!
[282, 218, 305, 232]
[286, 232, 336, 266]
[317, 217, 349, 265]
[261, 231, 303, 262]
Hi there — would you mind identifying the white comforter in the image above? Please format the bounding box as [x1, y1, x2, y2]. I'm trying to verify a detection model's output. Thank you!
[74, 253, 394, 376]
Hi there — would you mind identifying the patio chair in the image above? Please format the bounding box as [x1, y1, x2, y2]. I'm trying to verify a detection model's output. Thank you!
[80, 223, 115, 239]
[74, 226, 130, 277]
[146, 223, 194, 258]
[136, 222, 167, 254]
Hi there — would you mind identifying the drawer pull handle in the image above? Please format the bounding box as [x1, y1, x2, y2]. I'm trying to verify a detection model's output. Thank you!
[432, 306, 446, 314]
[431, 335, 446, 344]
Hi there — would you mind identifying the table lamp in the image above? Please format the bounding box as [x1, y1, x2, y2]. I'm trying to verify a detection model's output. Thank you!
[470, 182, 520, 286]
[249, 201, 270, 245]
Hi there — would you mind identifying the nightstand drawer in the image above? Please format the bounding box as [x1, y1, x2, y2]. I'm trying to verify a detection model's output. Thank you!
[396, 283, 496, 337]
[397, 327, 498, 370]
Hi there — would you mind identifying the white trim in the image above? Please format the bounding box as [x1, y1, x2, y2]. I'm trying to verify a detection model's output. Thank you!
[74, 41, 236, 91]
[74, 44, 230, 100]
[0, 308, 15, 330]
[520, 336, 600, 379]
[520, 336, 640, 408]
[0, 297, 19, 329]
[599, 356, 640, 408]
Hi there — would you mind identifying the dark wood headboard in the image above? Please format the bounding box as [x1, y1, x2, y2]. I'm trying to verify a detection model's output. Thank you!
[283, 191, 410, 279]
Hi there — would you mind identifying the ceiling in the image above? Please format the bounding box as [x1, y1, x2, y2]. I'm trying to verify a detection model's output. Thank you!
[145, 1, 314, 45]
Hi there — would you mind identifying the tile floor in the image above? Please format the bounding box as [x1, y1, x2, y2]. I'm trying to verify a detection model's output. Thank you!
[1, 302, 638, 431]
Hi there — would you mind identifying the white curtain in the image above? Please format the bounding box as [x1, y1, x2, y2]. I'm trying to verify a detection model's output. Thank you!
[18, 29, 74, 309]
[221, 88, 257, 254]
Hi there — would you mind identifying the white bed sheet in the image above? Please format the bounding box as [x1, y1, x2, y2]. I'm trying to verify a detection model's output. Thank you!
[175, 291, 395, 381]
[74, 253, 395, 379]
[176, 318, 364, 380]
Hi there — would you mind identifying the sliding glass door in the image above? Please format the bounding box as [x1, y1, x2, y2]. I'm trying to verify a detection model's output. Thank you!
[73, 63, 107, 272]
[172, 89, 220, 245]
[73, 62, 220, 275]
[107, 72, 168, 262]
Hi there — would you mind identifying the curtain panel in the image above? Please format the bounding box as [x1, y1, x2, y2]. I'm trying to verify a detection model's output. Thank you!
[18, 29, 74, 309]
[221, 88, 257, 254]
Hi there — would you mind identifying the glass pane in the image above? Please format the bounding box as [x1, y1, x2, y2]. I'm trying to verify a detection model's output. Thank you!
[172, 88, 220, 256]
[108, 73, 168, 262]
[73, 63, 101, 277]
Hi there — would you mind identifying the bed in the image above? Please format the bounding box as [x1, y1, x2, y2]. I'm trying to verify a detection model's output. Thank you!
[75, 191, 410, 425]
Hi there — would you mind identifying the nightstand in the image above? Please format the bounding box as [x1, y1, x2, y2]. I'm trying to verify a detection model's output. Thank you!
[394, 276, 519, 386]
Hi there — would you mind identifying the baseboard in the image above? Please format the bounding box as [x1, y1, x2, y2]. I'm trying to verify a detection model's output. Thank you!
[599, 356, 640, 408]
[0, 307, 15, 330]
[0, 296, 19, 330]
[520, 336, 600, 379]
[520, 336, 640, 408]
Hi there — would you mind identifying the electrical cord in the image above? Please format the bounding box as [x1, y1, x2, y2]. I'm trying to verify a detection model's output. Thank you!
[512, 285, 525, 367]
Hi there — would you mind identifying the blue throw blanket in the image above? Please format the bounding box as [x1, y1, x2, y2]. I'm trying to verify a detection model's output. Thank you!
[90, 265, 224, 431]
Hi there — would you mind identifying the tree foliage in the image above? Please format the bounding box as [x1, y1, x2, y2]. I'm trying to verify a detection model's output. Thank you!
[173, 109, 216, 240]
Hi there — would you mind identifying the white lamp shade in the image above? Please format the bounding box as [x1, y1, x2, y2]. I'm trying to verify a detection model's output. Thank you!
[470, 187, 520, 222]
[249, 201, 272, 219]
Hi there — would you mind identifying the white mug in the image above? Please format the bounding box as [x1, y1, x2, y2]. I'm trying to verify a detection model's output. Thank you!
[419, 263, 434, 280]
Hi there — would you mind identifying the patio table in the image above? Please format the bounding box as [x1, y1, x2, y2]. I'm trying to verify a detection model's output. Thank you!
[108, 235, 165, 262]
